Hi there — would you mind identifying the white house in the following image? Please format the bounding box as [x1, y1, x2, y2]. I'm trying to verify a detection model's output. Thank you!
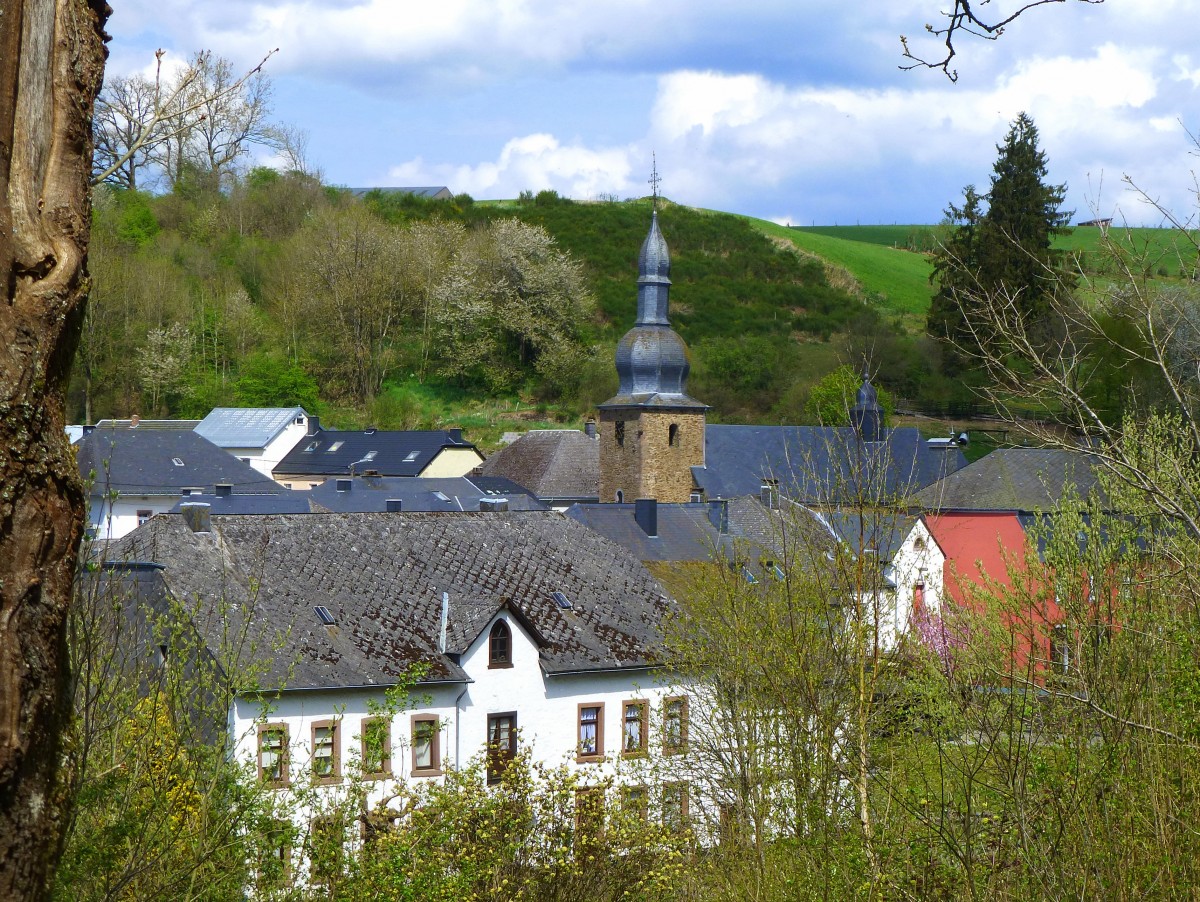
[108, 507, 695, 881]
[77, 424, 288, 539]
[194, 407, 313, 478]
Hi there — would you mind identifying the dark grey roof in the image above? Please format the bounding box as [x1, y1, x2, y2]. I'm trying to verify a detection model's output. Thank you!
[695, 425, 966, 504]
[914, 448, 1103, 512]
[473, 430, 599, 502]
[77, 427, 285, 496]
[273, 428, 481, 478]
[565, 498, 784, 563]
[168, 492, 313, 515]
[194, 407, 307, 449]
[812, 510, 917, 562]
[350, 186, 452, 199]
[107, 511, 675, 690]
[308, 475, 547, 512]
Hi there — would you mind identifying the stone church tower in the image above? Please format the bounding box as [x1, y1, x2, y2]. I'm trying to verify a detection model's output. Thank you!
[598, 210, 707, 503]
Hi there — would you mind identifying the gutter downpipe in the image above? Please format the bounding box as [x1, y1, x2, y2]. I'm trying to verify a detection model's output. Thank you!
[454, 683, 469, 769]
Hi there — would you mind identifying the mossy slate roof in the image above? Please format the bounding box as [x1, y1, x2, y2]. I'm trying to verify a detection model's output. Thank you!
[109, 511, 675, 691]
[914, 448, 1103, 512]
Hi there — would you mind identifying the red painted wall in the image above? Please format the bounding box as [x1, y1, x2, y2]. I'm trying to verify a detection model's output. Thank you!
[924, 512, 1060, 678]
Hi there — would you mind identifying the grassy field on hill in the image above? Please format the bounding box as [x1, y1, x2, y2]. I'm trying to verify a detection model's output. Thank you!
[747, 219, 935, 319]
[794, 223, 1200, 278]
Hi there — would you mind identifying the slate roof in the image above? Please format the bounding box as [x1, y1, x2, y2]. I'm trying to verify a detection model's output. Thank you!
[307, 475, 547, 513]
[695, 425, 966, 504]
[811, 510, 918, 562]
[273, 428, 482, 478]
[473, 430, 599, 502]
[77, 427, 285, 496]
[168, 492, 313, 515]
[107, 511, 675, 690]
[194, 407, 307, 449]
[914, 448, 1104, 512]
[565, 497, 787, 563]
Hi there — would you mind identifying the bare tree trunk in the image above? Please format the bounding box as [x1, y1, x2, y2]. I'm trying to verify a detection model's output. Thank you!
[0, 0, 108, 898]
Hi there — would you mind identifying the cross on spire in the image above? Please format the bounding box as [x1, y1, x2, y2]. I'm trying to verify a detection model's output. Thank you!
[648, 154, 661, 209]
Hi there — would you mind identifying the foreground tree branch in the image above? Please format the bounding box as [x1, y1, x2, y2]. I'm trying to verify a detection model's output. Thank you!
[0, 0, 109, 897]
[902, 0, 1105, 81]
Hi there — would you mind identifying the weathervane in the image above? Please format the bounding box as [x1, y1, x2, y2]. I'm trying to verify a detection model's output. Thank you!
[648, 153, 661, 210]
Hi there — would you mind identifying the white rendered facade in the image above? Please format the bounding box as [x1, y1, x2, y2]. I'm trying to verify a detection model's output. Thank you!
[233, 610, 690, 880]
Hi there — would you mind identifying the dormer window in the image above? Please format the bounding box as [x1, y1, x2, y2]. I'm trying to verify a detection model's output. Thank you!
[489, 621, 512, 668]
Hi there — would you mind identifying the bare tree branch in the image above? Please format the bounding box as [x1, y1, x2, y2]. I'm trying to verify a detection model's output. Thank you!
[901, 0, 1105, 81]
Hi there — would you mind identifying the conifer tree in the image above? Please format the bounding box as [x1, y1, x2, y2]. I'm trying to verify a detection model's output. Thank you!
[929, 112, 1075, 363]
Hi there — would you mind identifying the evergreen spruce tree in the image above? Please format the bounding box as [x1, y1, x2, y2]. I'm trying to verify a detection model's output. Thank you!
[929, 112, 1075, 364]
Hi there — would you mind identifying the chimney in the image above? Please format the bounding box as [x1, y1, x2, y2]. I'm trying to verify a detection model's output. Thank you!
[708, 499, 729, 534]
[634, 498, 658, 537]
[447, 427, 463, 443]
[385, 499, 403, 512]
[214, 483, 232, 498]
[307, 416, 321, 436]
[759, 479, 779, 510]
[180, 502, 211, 533]
[336, 478, 352, 492]
[584, 418, 597, 439]
[130, 414, 140, 428]
[363, 470, 382, 483]
[480, 498, 509, 512]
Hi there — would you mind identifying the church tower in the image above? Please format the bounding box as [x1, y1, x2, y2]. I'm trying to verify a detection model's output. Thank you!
[598, 205, 707, 503]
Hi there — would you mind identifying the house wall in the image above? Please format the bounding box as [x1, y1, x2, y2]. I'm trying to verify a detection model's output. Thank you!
[230, 420, 311, 477]
[882, 518, 946, 649]
[89, 494, 180, 540]
[925, 512, 1058, 672]
[232, 611, 695, 880]
[598, 409, 705, 503]
[420, 447, 486, 478]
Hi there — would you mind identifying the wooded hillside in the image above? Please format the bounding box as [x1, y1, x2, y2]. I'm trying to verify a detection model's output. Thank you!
[79, 177, 947, 436]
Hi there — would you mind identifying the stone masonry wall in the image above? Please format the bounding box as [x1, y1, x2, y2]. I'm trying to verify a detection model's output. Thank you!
[598, 409, 706, 503]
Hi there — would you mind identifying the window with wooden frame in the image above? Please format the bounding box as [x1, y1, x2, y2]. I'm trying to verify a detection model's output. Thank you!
[311, 720, 340, 784]
[489, 620, 512, 668]
[257, 723, 289, 786]
[265, 819, 293, 887]
[360, 717, 391, 779]
[620, 785, 649, 823]
[136, 509, 153, 527]
[308, 813, 345, 885]
[411, 715, 442, 776]
[576, 703, 605, 762]
[1050, 623, 1071, 674]
[575, 787, 606, 844]
[662, 782, 689, 832]
[486, 712, 518, 784]
[621, 699, 648, 757]
[663, 696, 688, 754]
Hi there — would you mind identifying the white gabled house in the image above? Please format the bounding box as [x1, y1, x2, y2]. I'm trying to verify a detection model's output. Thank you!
[193, 407, 313, 478]
[106, 507, 695, 880]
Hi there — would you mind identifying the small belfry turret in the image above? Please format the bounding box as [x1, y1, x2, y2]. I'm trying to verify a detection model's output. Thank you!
[598, 167, 707, 503]
[850, 370, 884, 443]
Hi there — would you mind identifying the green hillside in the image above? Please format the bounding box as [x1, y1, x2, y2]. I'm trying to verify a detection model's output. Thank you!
[753, 220, 934, 318]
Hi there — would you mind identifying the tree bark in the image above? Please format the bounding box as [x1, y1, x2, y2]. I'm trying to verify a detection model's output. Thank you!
[0, 0, 108, 897]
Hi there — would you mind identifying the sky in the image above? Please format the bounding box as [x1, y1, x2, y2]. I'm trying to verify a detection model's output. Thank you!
[103, 0, 1200, 226]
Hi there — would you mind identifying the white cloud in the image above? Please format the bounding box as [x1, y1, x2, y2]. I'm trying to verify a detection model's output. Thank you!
[388, 134, 637, 200]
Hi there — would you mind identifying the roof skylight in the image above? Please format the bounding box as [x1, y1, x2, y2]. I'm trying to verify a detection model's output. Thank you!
[551, 591, 573, 610]
[314, 605, 336, 625]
